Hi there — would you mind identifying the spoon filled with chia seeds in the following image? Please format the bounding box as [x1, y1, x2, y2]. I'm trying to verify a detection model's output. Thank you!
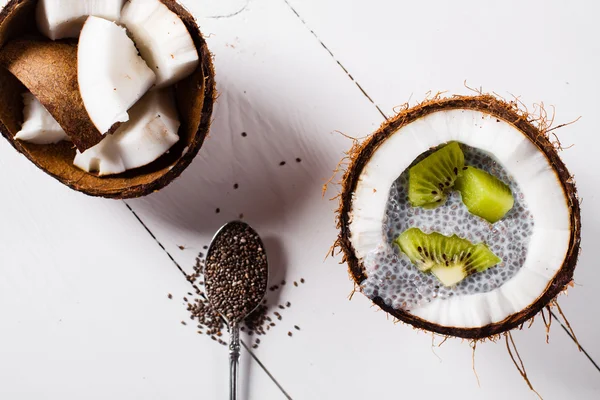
[205, 221, 269, 400]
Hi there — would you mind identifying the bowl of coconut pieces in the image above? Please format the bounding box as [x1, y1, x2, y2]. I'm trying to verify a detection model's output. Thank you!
[335, 94, 581, 345]
[0, 0, 215, 198]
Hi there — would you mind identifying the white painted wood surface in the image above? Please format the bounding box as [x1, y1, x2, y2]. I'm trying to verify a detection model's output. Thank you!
[0, 143, 286, 399]
[1, 0, 599, 399]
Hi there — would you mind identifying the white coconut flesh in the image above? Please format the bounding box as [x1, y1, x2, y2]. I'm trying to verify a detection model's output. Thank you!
[78, 16, 156, 135]
[14, 92, 69, 144]
[73, 88, 180, 176]
[36, 0, 124, 40]
[350, 109, 571, 329]
[121, 0, 199, 89]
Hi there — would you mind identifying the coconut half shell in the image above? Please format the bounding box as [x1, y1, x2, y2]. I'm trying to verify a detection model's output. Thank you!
[0, 0, 215, 198]
[336, 95, 581, 339]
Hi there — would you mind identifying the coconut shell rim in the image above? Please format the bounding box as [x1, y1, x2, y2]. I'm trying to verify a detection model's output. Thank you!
[0, 0, 217, 199]
[337, 94, 581, 339]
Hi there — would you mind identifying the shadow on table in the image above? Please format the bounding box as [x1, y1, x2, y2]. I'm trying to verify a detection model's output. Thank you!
[263, 236, 288, 305]
[128, 73, 331, 238]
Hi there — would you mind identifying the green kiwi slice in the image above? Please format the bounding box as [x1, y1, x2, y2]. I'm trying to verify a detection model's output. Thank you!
[455, 166, 514, 224]
[395, 228, 501, 287]
[408, 142, 464, 208]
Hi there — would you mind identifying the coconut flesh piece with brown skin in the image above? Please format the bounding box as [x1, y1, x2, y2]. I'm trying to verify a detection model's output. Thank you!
[36, 0, 124, 40]
[15, 92, 69, 144]
[0, 38, 106, 151]
[337, 95, 581, 339]
[78, 16, 156, 135]
[74, 88, 180, 176]
[121, 0, 199, 89]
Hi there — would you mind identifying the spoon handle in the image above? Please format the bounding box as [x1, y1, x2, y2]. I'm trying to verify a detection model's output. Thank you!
[229, 322, 240, 400]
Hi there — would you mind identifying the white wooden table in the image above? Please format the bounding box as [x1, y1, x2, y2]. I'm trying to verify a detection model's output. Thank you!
[1, 0, 599, 398]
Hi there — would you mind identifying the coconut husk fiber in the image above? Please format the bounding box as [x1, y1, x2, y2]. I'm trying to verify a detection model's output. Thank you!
[0, 38, 107, 151]
[336, 95, 581, 339]
[0, 0, 216, 198]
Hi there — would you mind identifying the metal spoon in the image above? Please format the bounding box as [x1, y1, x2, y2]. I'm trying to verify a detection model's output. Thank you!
[205, 221, 269, 400]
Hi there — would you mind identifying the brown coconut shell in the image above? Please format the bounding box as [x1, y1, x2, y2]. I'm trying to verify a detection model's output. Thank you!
[336, 95, 581, 339]
[0, 38, 108, 151]
[0, 0, 216, 198]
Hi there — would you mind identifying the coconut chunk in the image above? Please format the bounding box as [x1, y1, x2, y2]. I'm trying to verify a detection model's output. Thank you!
[121, 0, 199, 88]
[78, 16, 156, 135]
[14, 92, 69, 144]
[36, 0, 124, 40]
[74, 89, 180, 176]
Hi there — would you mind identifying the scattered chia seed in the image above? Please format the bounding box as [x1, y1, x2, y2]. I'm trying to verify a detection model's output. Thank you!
[234, 183, 239, 189]
[286, 302, 291, 307]
[178, 245, 185, 250]
[205, 222, 268, 324]
[293, 281, 298, 287]
[241, 132, 247, 137]
[215, 208, 220, 214]
[168, 293, 173, 299]
[181, 247, 306, 348]
[279, 161, 286, 166]
[296, 158, 302, 163]
[294, 325, 300, 330]
[288, 332, 292, 337]
[300, 278, 305, 284]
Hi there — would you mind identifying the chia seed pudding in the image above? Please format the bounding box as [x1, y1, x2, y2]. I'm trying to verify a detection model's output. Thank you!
[361, 143, 534, 311]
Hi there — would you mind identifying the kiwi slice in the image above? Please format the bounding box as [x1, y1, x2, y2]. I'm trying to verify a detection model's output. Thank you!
[395, 228, 501, 287]
[408, 142, 464, 208]
[455, 167, 514, 224]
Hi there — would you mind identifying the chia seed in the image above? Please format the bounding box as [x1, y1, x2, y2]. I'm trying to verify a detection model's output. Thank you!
[361, 144, 535, 310]
[181, 247, 307, 348]
[205, 222, 268, 324]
